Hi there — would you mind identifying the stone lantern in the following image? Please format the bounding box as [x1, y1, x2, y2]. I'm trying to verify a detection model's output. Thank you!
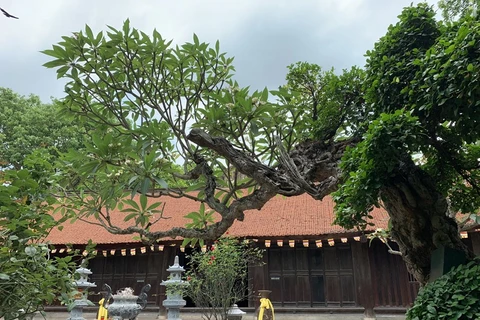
[161, 256, 189, 320]
[69, 261, 96, 320]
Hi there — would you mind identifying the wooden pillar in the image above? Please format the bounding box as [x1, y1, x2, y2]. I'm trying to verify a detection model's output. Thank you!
[351, 241, 376, 319]
[470, 232, 480, 256]
[249, 249, 268, 307]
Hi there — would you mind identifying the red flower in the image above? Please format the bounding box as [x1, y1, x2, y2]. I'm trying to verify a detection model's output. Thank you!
[210, 245, 215, 251]
[210, 255, 215, 260]
[187, 276, 191, 281]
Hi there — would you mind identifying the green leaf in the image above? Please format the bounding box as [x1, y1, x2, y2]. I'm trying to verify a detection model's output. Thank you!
[141, 178, 151, 194]
[43, 59, 66, 68]
[124, 199, 140, 211]
[147, 201, 163, 211]
[124, 213, 137, 222]
[184, 211, 201, 221]
[122, 19, 130, 36]
[0, 273, 10, 280]
[153, 176, 168, 189]
[140, 194, 147, 211]
[56, 65, 70, 79]
[185, 182, 205, 192]
[85, 24, 94, 41]
[445, 44, 455, 54]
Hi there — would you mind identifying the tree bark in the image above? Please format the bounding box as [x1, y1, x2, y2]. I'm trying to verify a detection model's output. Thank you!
[380, 159, 472, 285]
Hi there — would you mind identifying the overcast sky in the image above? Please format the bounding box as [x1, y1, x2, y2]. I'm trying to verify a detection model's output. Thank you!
[1, 0, 437, 102]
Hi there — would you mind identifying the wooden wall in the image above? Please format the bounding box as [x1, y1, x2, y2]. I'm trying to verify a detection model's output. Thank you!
[85, 238, 422, 310]
[251, 242, 356, 308]
[88, 246, 176, 306]
[368, 239, 419, 307]
[250, 239, 420, 309]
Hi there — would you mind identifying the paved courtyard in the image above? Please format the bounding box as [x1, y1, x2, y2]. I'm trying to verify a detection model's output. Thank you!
[35, 311, 406, 320]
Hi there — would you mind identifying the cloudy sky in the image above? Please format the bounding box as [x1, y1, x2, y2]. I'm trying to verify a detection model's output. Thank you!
[1, 0, 437, 102]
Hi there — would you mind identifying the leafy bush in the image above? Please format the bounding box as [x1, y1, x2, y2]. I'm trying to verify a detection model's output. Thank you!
[407, 259, 480, 320]
[185, 237, 263, 320]
[0, 168, 83, 319]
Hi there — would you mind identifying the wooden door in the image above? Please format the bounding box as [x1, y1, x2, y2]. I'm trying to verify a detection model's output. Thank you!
[266, 243, 355, 307]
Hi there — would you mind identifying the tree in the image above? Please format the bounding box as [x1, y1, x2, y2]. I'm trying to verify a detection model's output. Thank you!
[42, 4, 480, 285]
[0, 159, 82, 319]
[334, 4, 480, 283]
[42, 22, 359, 241]
[0, 89, 95, 318]
[438, 0, 479, 21]
[282, 62, 366, 142]
[0, 88, 87, 169]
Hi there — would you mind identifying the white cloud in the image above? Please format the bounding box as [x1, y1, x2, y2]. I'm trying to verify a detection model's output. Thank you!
[0, 0, 437, 101]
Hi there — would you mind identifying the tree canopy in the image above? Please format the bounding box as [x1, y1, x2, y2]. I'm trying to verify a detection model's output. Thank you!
[41, 3, 480, 284]
[334, 3, 480, 282]
[42, 22, 359, 242]
[0, 88, 87, 169]
[438, 0, 480, 21]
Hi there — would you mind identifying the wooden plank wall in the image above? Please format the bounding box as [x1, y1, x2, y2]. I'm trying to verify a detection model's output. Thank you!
[85, 238, 426, 309]
[251, 240, 420, 309]
[368, 239, 419, 307]
[88, 246, 177, 306]
[351, 240, 375, 315]
[252, 242, 356, 308]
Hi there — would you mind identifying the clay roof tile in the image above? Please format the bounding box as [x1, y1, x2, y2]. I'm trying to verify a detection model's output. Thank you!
[46, 193, 389, 245]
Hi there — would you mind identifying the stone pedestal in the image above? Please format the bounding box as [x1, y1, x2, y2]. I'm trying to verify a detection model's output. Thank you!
[363, 306, 376, 320]
[430, 245, 467, 282]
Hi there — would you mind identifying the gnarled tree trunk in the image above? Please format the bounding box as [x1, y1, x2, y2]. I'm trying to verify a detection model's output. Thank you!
[380, 159, 472, 285]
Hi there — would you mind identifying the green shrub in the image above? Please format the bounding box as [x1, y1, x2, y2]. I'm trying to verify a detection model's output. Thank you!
[407, 259, 480, 320]
[185, 237, 263, 320]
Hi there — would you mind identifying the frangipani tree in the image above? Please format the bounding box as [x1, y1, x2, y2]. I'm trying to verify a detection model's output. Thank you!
[43, 20, 357, 243]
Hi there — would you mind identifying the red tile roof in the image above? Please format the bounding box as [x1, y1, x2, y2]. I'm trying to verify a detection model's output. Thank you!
[45, 193, 389, 245]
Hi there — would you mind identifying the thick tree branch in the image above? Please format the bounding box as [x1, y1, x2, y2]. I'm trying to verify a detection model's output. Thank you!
[97, 186, 277, 242]
[95, 129, 355, 243]
[188, 128, 302, 195]
[187, 129, 356, 198]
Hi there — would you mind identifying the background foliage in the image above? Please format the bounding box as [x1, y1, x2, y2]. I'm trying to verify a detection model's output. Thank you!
[0, 165, 83, 319]
[0, 87, 86, 170]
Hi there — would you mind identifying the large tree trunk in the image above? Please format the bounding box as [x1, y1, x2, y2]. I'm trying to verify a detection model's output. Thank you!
[380, 159, 472, 285]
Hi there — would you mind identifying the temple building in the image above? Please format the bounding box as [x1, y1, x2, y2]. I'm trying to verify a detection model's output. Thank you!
[45, 193, 480, 314]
